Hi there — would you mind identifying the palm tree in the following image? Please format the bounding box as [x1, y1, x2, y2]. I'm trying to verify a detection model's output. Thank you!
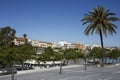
[81, 6, 119, 67]
[23, 34, 27, 43]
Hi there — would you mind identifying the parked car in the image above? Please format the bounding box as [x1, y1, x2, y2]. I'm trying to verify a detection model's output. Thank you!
[0, 68, 17, 75]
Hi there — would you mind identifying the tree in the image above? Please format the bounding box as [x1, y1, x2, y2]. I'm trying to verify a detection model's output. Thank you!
[0, 26, 16, 68]
[103, 48, 111, 64]
[0, 26, 16, 46]
[81, 6, 120, 67]
[0, 45, 16, 68]
[15, 43, 35, 69]
[0, 26, 35, 69]
[23, 33, 27, 43]
[81, 49, 89, 70]
[108, 49, 120, 63]
[37, 47, 55, 62]
[63, 49, 82, 65]
[91, 47, 102, 61]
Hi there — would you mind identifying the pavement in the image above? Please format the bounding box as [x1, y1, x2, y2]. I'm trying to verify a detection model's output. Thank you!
[0, 63, 119, 76]
[17, 64, 83, 75]
[17, 63, 120, 75]
[1, 64, 120, 80]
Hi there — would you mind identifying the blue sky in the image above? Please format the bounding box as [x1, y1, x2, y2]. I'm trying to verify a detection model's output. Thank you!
[0, 0, 120, 47]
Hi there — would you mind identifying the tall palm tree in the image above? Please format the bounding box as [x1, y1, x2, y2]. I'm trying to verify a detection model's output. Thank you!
[23, 34, 27, 44]
[81, 6, 119, 67]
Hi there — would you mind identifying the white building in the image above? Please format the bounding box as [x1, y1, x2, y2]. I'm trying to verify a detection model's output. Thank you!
[58, 40, 72, 49]
[83, 44, 91, 49]
[91, 44, 101, 49]
[28, 39, 51, 48]
[52, 42, 60, 48]
[29, 40, 40, 47]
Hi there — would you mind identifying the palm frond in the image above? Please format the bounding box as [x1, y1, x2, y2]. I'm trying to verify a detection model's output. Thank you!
[91, 26, 96, 35]
[81, 5, 119, 37]
[106, 23, 117, 35]
[105, 12, 116, 17]
[107, 17, 120, 21]
[84, 23, 94, 35]
[82, 20, 93, 25]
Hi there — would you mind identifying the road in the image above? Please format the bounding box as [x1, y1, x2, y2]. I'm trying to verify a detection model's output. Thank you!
[0, 65, 120, 80]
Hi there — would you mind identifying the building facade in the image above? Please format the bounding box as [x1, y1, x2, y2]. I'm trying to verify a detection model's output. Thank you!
[13, 37, 26, 45]
[71, 43, 83, 50]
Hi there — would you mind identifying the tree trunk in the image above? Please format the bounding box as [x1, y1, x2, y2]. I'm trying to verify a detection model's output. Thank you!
[20, 60, 24, 70]
[93, 57, 95, 64]
[104, 57, 107, 64]
[99, 30, 104, 67]
[84, 58, 87, 70]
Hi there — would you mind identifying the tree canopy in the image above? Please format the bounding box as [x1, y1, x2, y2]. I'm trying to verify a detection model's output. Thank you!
[0, 26, 16, 46]
[0, 26, 35, 68]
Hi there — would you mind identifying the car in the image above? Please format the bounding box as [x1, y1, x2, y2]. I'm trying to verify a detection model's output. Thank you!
[0, 68, 17, 75]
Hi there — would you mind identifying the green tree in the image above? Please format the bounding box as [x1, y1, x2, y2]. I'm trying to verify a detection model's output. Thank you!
[64, 49, 81, 64]
[81, 49, 89, 70]
[0, 26, 16, 46]
[91, 47, 102, 60]
[0, 45, 16, 68]
[44, 47, 54, 61]
[108, 49, 120, 63]
[37, 47, 55, 62]
[0, 26, 16, 68]
[53, 51, 61, 61]
[15, 44, 35, 68]
[103, 48, 111, 64]
[81, 6, 119, 67]
[0, 26, 35, 69]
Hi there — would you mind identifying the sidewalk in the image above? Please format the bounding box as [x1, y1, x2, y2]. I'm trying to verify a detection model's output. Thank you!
[1, 63, 120, 77]
[17, 65, 83, 75]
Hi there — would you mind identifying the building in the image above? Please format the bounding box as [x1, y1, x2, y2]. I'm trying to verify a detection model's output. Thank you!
[57, 41, 84, 49]
[47, 42, 53, 48]
[13, 37, 26, 45]
[58, 40, 71, 49]
[29, 39, 53, 48]
[52, 42, 60, 48]
[71, 43, 83, 50]
[91, 44, 101, 49]
[30, 40, 40, 47]
[84, 44, 91, 49]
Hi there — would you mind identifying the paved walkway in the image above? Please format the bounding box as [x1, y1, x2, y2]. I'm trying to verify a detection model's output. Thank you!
[1, 64, 120, 80]
[17, 63, 120, 74]
[1, 63, 120, 76]
[17, 65, 83, 75]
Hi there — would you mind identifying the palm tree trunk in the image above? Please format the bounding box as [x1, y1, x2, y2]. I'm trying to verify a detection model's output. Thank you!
[99, 30, 104, 67]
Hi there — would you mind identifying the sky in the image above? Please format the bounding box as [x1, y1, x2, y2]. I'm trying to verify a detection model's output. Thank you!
[0, 0, 120, 47]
